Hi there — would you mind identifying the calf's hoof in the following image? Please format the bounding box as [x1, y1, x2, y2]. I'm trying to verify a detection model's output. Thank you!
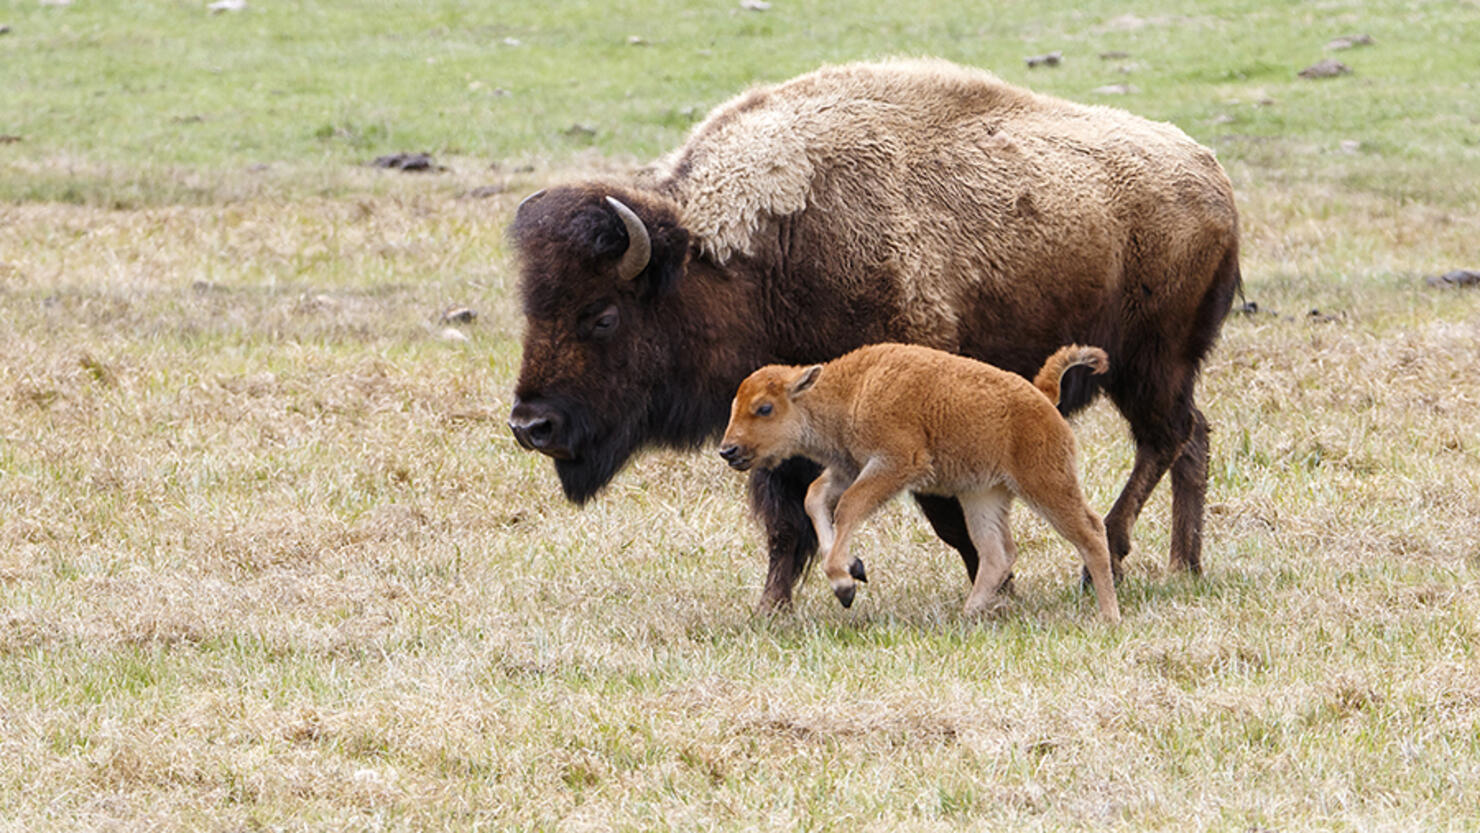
[997, 572, 1015, 596]
[833, 583, 856, 609]
[963, 595, 1009, 618]
[849, 558, 868, 583]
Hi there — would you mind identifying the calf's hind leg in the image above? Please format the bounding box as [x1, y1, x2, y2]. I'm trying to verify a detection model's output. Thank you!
[1017, 466, 1122, 623]
[959, 488, 1015, 616]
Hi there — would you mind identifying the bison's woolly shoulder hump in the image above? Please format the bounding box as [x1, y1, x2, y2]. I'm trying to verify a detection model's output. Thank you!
[641, 57, 1230, 265]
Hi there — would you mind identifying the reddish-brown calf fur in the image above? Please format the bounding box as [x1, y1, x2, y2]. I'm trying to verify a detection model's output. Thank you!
[720, 343, 1120, 622]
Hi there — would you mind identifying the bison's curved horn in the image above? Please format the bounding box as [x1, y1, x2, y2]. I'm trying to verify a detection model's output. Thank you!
[605, 196, 651, 281]
[516, 189, 547, 216]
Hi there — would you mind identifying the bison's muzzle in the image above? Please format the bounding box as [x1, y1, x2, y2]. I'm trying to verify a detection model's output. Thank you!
[508, 397, 574, 460]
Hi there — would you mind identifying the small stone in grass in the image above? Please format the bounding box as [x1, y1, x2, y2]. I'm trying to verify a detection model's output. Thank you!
[1326, 33, 1374, 50]
[1299, 59, 1352, 79]
[370, 152, 445, 172]
[440, 307, 478, 324]
[458, 185, 506, 200]
[1425, 269, 1480, 289]
[1025, 51, 1062, 68]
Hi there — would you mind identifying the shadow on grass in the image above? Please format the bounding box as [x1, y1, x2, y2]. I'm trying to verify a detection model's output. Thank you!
[683, 561, 1285, 649]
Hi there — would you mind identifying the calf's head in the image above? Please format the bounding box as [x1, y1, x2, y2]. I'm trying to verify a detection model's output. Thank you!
[718, 364, 821, 471]
[508, 186, 691, 503]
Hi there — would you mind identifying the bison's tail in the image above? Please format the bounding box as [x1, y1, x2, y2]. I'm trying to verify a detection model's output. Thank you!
[1033, 345, 1109, 406]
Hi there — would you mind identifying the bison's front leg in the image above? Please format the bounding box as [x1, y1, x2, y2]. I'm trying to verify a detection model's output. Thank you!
[748, 456, 824, 611]
[913, 493, 982, 583]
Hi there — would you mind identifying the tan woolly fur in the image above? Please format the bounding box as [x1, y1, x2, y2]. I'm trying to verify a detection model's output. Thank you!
[642, 56, 1234, 348]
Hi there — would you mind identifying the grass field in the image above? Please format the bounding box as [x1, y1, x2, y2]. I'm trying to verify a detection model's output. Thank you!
[3, 1, 1480, 830]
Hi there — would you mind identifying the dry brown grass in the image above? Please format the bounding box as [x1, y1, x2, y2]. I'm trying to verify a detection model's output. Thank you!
[3, 163, 1480, 831]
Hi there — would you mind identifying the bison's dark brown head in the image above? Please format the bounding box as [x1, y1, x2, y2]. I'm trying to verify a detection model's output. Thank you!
[508, 185, 705, 503]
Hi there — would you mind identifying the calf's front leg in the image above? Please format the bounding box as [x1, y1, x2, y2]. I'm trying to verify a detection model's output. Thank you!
[805, 469, 866, 583]
[823, 458, 917, 608]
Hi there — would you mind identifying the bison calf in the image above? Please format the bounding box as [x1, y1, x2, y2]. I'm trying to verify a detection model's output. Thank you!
[719, 343, 1121, 623]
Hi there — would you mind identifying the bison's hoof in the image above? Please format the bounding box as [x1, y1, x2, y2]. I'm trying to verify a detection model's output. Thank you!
[849, 558, 868, 583]
[754, 593, 792, 615]
[834, 583, 856, 609]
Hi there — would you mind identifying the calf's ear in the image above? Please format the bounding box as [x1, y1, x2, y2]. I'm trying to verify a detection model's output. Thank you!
[788, 365, 822, 398]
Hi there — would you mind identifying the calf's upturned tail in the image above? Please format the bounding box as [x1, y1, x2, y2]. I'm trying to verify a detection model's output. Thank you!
[1032, 344, 1109, 406]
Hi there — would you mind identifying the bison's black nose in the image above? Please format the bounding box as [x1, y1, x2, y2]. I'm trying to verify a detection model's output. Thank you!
[509, 398, 571, 459]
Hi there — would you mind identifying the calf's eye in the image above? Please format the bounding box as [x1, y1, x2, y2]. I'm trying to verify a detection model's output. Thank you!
[756, 403, 773, 416]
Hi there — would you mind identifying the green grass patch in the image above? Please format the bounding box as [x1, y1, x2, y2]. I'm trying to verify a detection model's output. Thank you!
[3, 0, 1480, 830]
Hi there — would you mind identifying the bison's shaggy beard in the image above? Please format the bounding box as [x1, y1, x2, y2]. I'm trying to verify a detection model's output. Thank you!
[549, 374, 735, 505]
[541, 395, 644, 505]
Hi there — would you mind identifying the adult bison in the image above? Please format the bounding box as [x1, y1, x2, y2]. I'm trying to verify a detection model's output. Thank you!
[507, 58, 1240, 609]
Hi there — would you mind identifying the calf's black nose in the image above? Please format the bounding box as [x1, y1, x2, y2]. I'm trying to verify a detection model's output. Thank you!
[717, 443, 753, 471]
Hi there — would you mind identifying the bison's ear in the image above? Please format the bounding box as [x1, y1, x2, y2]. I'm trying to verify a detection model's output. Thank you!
[788, 365, 822, 399]
[637, 223, 690, 300]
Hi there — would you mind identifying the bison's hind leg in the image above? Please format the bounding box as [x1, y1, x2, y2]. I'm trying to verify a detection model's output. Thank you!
[1103, 370, 1207, 579]
[1104, 248, 1239, 577]
[1169, 406, 1210, 573]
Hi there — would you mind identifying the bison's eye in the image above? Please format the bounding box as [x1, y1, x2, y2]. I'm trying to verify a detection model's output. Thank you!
[755, 402, 773, 417]
[589, 305, 620, 340]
